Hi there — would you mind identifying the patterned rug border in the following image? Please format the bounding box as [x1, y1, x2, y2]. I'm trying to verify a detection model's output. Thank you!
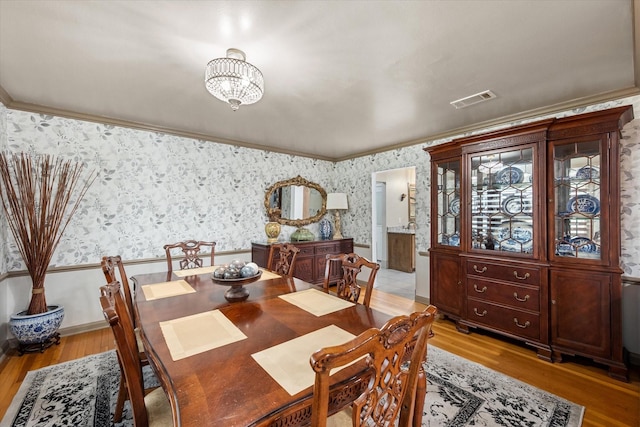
[1, 346, 585, 426]
[426, 345, 585, 426]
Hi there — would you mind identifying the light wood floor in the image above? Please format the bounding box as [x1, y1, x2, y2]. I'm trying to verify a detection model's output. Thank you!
[1, 289, 638, 426]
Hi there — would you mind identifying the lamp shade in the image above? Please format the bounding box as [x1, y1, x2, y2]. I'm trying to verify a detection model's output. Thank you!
[326, 193, 348, 210]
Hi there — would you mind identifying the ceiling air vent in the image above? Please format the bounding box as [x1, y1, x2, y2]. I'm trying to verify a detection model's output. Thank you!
[450, 90, 497, 109]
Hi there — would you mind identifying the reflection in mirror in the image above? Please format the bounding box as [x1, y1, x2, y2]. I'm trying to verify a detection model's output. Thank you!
[265, 176, 327, 227]
[408, 184, 416, 222]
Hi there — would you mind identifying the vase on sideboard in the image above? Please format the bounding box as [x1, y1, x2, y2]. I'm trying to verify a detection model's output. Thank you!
[319, 218, 333, 240]
[265, 221, 281, 243]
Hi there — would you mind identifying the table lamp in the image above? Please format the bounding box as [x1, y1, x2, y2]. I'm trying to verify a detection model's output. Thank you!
[326, 193, 348, 239]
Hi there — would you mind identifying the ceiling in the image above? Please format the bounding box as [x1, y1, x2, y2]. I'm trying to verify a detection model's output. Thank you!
[1, 1, 638, 161]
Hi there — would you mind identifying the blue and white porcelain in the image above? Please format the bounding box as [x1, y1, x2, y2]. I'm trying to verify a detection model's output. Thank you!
[570, 236, 598, 253]
[448, 234, 460, 247]
[575, 166, 600, 180]
[556, 236, 599, 256]
[567, 194, 600, 215]
[9, 305, 64, 345]
[449, 197, 460, 215]
[496, 221, 533, 253]
[501, 195, 532, 215]
[495, 166, 524, 185]
[319, 218, 333, 240]
[556, 242, 574, 256]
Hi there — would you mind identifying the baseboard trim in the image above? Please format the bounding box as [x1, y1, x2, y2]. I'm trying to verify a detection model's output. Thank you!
[630, 351, 640, 367]
[415, 295, 430, 305]
[59, 320, 108, 337]
[0, 339, 10, 363]
[4, 320, 109, 350]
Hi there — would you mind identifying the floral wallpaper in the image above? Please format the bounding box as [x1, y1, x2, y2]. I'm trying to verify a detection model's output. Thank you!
[0, 101, 7, 275]
[620, 101, 640, 276]
[0, 95, 639, 278]
[1, 110, 334, 270]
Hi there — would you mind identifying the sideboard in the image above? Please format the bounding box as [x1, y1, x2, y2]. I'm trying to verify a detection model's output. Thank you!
[251, 238, 354, 284]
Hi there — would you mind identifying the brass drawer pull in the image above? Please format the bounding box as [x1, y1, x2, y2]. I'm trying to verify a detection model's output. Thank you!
[473, 265, 487, 273]
[513, 271, 530, 280]
[473, 308, 488, 317]
[513, 292, 530, 302]
[474, 284, 487, 293]
[514, 318, 530, 328]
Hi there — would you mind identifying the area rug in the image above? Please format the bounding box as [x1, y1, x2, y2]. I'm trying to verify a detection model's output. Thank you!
[1, 346, 584, 427]
[424, 346, 583, 426]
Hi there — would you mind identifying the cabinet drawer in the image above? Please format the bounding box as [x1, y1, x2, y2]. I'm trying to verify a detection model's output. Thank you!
[315, 243, 339, 255]
[297, 246, 315, 257]
[466, 261, 540, 285]
[466, 278, 539, 312]
[466, 300, 540, 340]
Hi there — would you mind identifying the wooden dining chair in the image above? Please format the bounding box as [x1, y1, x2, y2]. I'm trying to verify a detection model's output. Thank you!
[310, 305, 437, 427]
[163, 240, 216, 273]
[100, 281, 173, 427]
[323, 253, 380, 307]
[267, 243, 301, 277]
[101, 255, 136, 326]
[102, 255, 150, 422]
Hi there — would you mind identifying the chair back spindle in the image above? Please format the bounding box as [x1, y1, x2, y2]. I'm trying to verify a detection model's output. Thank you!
[163, 240, 216, 273]
[310, 305, 437, 427]
[267, 243, 301, 277]
[323, 253, 380, 307]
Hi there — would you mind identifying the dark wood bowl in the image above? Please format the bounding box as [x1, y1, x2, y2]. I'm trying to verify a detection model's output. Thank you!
[211, 270, 262, 286]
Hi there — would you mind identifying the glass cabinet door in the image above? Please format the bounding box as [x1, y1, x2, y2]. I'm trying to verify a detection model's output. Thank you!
[469, 146, 535, 254]
[435, 160, 460, 247]
[552, 139, 602, 260]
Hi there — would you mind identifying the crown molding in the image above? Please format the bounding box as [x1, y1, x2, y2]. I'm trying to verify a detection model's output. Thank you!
[336, 86, 640, 162]
[1, 83, 638, 163]
[0, 94, 335, 162]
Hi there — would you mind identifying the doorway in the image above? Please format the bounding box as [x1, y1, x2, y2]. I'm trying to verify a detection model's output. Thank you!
[371, 167, 416, 300]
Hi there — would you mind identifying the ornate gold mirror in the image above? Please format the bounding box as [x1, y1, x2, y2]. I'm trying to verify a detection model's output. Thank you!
[265, 176, 327, 226]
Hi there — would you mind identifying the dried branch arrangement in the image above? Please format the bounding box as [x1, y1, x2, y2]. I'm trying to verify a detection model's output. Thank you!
[0, 153, 96, 315]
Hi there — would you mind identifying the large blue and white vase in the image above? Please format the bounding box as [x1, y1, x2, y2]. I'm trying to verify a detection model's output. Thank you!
[10, 305, 64, 353]
[319, 218, 333, 240]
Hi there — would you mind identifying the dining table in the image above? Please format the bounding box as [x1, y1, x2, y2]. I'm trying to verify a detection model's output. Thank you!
[132, 266, 398, 427]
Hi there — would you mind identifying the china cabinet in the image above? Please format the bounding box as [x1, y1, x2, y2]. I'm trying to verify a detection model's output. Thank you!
[425, 105, 633, 380]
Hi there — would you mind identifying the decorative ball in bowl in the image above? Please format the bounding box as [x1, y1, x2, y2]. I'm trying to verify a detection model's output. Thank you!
[211, 261, 261, 284]
[211, 260, 261, 302]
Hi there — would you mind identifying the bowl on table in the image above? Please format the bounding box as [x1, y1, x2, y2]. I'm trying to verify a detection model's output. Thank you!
[211, 261, 261, 302]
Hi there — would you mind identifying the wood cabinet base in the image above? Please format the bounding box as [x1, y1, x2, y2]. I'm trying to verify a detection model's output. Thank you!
[252, 238, 354, 284]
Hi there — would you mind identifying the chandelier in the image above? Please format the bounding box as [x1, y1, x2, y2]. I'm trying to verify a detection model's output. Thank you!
[205, 48, 264, 111]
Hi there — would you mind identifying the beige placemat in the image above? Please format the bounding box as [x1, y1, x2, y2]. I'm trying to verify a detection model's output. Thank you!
[141, 280, 195, 301]
[251, 325, 356, 395]
[279, 288, 355, 316]
[172, 266, 217, 277]
[159, 310, 247, 361]
[258, 269, 282, 281]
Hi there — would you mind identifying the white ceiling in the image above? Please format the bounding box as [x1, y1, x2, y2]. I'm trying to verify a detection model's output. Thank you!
[1, 1, 638, 161]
